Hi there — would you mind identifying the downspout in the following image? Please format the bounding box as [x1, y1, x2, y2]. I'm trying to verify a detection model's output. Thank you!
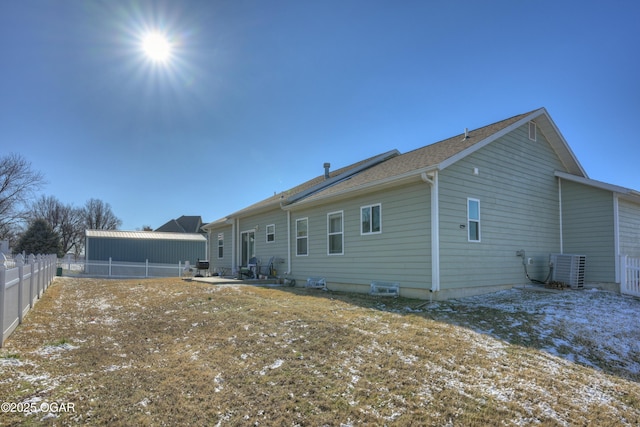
[204, 229, 213, 268]
[613, 193, 620, 283]
[279, 200, 293, 275]
[421, 171, 440, 292]
[205, 229, 210, 262]
[286, 210, 292, 274]
[558, 178, 563, 254]
[232, 218, 237, 274]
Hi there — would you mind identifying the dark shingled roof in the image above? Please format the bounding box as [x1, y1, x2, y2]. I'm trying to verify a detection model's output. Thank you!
[296, 111, 535, 203]
[204, 108, 587, 222]
[156, 216, 203, 233]
[224, 151, 400, 217]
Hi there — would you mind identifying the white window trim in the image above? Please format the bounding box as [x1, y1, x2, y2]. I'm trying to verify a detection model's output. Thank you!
[529, 121, 537, 141]
[295, 218, 308, 256]
[467, 198, 481, 242]
[360, 203, 382, 235]
[217, 232, 224, 259]
[327, 210, 344, 255]
[266, 224, 275, 243]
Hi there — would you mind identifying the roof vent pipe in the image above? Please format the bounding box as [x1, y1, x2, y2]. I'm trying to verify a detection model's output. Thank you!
[323, 162, 331, 179]
[464, 128, 469, 139]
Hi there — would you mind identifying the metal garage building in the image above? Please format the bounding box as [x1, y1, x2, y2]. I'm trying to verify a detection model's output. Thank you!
[85, 230, 207, 277]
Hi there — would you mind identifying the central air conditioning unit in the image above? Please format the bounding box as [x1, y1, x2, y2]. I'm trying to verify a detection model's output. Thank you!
[549, 254, 586, 289]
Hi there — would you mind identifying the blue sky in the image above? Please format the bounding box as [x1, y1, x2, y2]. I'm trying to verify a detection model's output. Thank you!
[1, 1, 638, 230]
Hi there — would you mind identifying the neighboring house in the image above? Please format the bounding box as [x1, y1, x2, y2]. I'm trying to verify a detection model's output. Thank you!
[156, 215, 204, 234]
[85, 230, 206, 275]
[203, 108, 640, 299]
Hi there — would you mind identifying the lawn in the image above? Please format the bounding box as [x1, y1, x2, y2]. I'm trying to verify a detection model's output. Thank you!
[1, 277, 639, 426]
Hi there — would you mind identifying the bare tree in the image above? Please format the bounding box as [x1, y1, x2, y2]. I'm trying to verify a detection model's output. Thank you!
[29, 195, 84, 255]
[0, 153, 46, 245]
[83, 198, 122, 230]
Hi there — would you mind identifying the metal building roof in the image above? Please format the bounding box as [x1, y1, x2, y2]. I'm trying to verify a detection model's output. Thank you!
[85, 230, 206, 241]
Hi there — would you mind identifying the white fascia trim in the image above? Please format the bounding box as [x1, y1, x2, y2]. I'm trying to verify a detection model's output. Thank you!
[537, 108, 588, 178]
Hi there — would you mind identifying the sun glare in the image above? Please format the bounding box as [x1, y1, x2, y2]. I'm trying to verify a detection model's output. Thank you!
[142, 32, 172, 63]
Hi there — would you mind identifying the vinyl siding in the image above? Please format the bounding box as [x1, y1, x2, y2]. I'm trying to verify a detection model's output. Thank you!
[237, 209, 290, 274]
[207, 225, 233, 273]
[289, 181, 431, 290]
[618, 198, 640, 257]
[439, 123, 563, 289]
[561, 179, 615, 282]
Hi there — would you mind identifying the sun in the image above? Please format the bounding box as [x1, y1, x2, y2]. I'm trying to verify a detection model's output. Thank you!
[141, 32, 172, 63]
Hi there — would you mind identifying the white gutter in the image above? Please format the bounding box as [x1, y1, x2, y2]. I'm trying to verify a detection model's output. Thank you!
[421, 171, 440, 293]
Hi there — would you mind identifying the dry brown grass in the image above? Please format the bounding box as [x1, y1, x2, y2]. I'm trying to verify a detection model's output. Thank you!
[1, 277, 639, 426]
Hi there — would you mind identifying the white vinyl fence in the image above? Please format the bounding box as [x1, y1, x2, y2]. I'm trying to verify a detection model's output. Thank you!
[1, 253, 57, 347]
[58, 254, 195, 278]
[620, 255, 640, 298]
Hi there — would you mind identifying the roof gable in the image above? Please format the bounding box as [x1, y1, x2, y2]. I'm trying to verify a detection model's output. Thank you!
[286, 108, 586, 206]
[202, 108, 590, 219]
[440, 108, 586, 176]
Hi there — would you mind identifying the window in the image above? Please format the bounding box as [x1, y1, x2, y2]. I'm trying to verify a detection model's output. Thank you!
[296, 218, 308, 256]
[361, 204, 381, 234]
[217, 233, 224, 258]
[468, 198, 480, 242]
[266, 224, 275, 242]
[328, 211, 343, 255]
[529, 121, 536, 141]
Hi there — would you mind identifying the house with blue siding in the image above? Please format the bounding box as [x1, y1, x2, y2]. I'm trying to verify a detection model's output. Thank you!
[203, 108, 640, 299]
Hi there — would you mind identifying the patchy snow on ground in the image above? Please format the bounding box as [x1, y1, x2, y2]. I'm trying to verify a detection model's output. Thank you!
[428, 286, 640, 380]
[2, 279, 639, 426]
[32, 342, 79, 359]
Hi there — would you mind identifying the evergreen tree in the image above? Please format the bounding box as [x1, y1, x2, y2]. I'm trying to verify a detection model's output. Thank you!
[15, 219, 63, 257]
